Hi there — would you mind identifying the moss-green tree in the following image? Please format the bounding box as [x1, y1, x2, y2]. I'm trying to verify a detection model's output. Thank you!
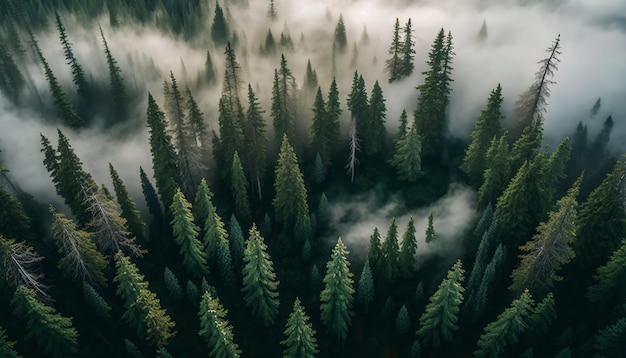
[356, 259, 375, 313]
[198, 291, 241, 358]
[194, 178, 214, 232]
[11, 286, 78, 358]
[82, 280, 111, 319]
[320, 237, 355, 340]
[0, 325, 21, 358]
[594, 318, 626, 357]
[477, 134, 510, 208]
[273, 135, 309, 229]
[401, 18, 416, 77]
[231, 152, 251, 224]
[390, 124, 422, 182]
[110, 163, 147, 244]
[417, 260, 464, 347]
[170, 188, 208, 277]
[281, 297, 318, 358]
[241, 224, 280, 326]
[587, 239, 626, 308]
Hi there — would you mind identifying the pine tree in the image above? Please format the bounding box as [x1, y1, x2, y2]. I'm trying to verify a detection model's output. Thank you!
[194, 178, 214, 232]
[0, 187, 31, 242]
[50, 206, 108, 286]
[333, 14, 347, 54]
[164, 267, 184, 302]
[425, 212, 438, 243]
[170, 188, 208, 277]
[396, 305, 411, 334]
[198, 291, 241, 358]
[140, 166, 163, 224]
[55, 12, 89, 100]
[281, 298, 318, 358]
[271, 55, 298, 143]
[390, 124, 422, 182]
[510, 178, 580, 297]
[229, 214, 245, 269]
[211, 2, 229, 45]
[0, 42, 24, 104]
[511, 35, 561, 140]
[594, 318, 626, 357]
[309, 87, 330, 165]
[273, 135, 309, 228]
[401, 18, 416, 77]
[313, 153, 326, 184]
[0, 325, 21, 358]
[303, 59, 318, 94]
[267, 0, 277, 20]
[367, 228, 383, 275]
[366, 80, 387, 156]
[147, 93, 181, 210]
[0, 236, 49, 300]
[325, 78, 342, 159]
[477, 134, 510, 208]
[386, 18, 402, 82]
[217, 234, 235, 286]
[525, 292, 556, 341]
[509, 117, 543, 175]
[320, 238, 355, 340]
[477, 19, 488, 42]
[11, 285, 78, 358]
[203, 199, 229, 264]
[347, 71, 369, 142]
[202, 50, 217, 85]
[230, 152, 251, 224]
[398, 217, 417, 278]
[241, 224, 280, 326]
[587, 239, 626, 308]
[381, 218, 400, 282]
[356, 259, 375, 313]
[243, 84, 267, 200]
[110, 163, 147, 244]
[99, 26, 126, 121]
[417, 260, 464, 347]
[460, 84, 505, 186]
[82, 280, 111, 318]
[474, 290, 534, 358]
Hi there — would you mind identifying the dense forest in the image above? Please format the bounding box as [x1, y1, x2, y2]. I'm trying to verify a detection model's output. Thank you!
[0, 0, 625, 357]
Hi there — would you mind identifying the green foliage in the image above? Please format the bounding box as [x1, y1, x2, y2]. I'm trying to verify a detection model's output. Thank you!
[333, 14, 347, 54]
[271, 55, 298, 142]
[231, 152, 251, 224]
[477, 134, 510, 209]
[0, 187, 31, 241]
[367, 228, 383, 275]
[386, 18, 402, 82]
[194, 178, 214, 232]
[0, 42, 24, 104]
[229, 214, 245, 269]
[243, 84, 267, 201]
[474, 289, 534, 358]
[273, 135, 309, 228]
[310, 84, 340, 167]
[381, 218, 399, 282]
[204, 203, 229, 264]
[11, 285, 78, 357]
[99, 26, 126, 121]
[217, 237, 235, 287]
[320, 238, 355, 340]
[186, 280, 200, 304]
[140, 166, 163, 223]
[0, 326, 21, 358]
[525, 293, 556, 341]
[409, 340, 421, 358]
[347, 71, 369, 138]
[587, 239, 626, 307]
[313, 153, 326, 184]
[594, 318, 626, 357]
[390, 124, 422, 182]
[125, 339, 142, 358]
[365, 81, 387, 156]
[281, 298, 318, 358]
[356, 259, 375, 313]
[198, 291, 241, 358]
[401, 18, 416, 77]
[55, 12, 89, 101]
[164, 267, 184, 302]
[211, 2, 229, 45]
[510, 118, 543, 174]
[425, 212, 438, 243]
[170, 188, 209, 277]
[241, 224, 280, 326]
[417, 260, 464, 347]
[110, 163, 147, 244]
[82, 280, 111, 319]
[396, 305, 410, 334]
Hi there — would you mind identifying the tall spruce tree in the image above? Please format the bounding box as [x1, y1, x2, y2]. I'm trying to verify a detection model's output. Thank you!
[320, 237, 355, 340]
[417, 260, 464, 347]
[365, 80, 387, 156]
[401, 18, 416, 77]
[425, 212, 438, 243]
[390, 123, 422, 182]
[271, 55, 298, 143]
[243, 84, 267, 200]
[194, 178, 214, 232]
[333, 14, 347, 54]
[346, 72, 369, 150]
[386, 18, 402, 82]
[110, 163, 147, 244]
[477, 134, 510, 208]
[587, 239, 626, 308]
[211, 2, 229, 45]
[55, 12, 89, 100]
[398, 217, 417, 278]
[140, 166, 163, 223]
[381, 218, 400, 282]
[281, 298, 318, 358]
[230, 152, 251, 224]
[241, 224, 280, 326]
[460, 84, 505, 186]
[273, 135, 309, 229]
[356, 259, 375, 313]
[170, 188, 209, 277]
[198, 291, 241, 358]
[99, 26, 126, 121]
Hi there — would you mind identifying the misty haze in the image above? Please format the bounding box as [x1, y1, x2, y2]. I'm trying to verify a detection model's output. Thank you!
[0, 0, 625, 357]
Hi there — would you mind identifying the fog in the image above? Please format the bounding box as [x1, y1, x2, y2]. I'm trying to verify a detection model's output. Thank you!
[1, 0, 625, 206]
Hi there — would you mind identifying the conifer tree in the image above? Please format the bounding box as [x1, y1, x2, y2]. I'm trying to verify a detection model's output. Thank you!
[347, 72, 369, 148]
[401, 18, 416, 77]
[398, 217, 417, 278]
[99, 26, 126, 121]
[0, 42, 24, 104]
[273, 135, 309, 228]
[217, 233, 235, 287]
[477, 19, 488, 42]
[0, 236, 49, 300]
[211, 2, 229, 45]
[83, 280, 111, 319]
[170, 188, 209, 277]
[386, 18, 402, 82]
[140, 166, 163, 224]
[303, 59, 318, 94]
[511, 35, 561, 140]
[510, 178, 580, 297]
[267, 0, 277, 20]
[477, 135, 510, 208]
[110, 163, 147, 244]
[241, 224, 280, 326]
[587, 239, 626, 308]
[594, 318, 626, 357]
[281, 298, 318, 358]
[366, 81, 387, 156]
[460, 84, 505, 186]
[55, 12, 89, 100]
[194, 178, 214, 232]
[356, 259, 375, 313]
[425, 212, 438, 243]
[0, 325, 21, 358]
[325, 78, 342, 156]
[313, 153, 326, 184]
[11, 285, 78, 358]
[50, 206, 108, 286]
[417, 260, 464, 347]
[396, 305, 411, 334]
[243, 84, 267, 200]
[0, 187, 31, 242]
[381, 218, 400, 282]
[390, 124, 422, 182]
[164, 267, 184, 302]
[525, 292, 556, 341]
[202, 50, 217, 85]
[271, 55, 298, 142]
[229, 215, 245, 269]
[474, 290, 534, 358]
[367, 228, 383, 275]
[203, 200, 229, 264]
[320, 238, 355, 340]
[333, 14, 347, 54]
[509, 117, 543, 175]
[231, 152, 251, 224]
[198, 291, 241, 358]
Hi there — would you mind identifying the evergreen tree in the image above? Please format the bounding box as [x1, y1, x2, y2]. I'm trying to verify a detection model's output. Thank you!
[401, 18, 416, 77]
[0, 42, 24, 104]
[110, 163, 147, 244]
[241, 224, 280, 326]
[333, 14, 347, 54]
[356, 259, 375, 313]
[261, 29, 276, 56]
[186, 280, 200, 303]
[229, 214, 245, 269]
[313, 153, 326, 184]
[325, 78, 342, 157]
[396, 305, 411, 334]
[381, 218, 400, 282]
[243, 84, 267, 200]
[477, 19, 488, 42]
[11, 285, 78, 358]
[217, 235, 235, 287]
[0, 187, 31, 242]
[509, 177, 580, 297]
[398, 217, 417, 278]
[147, 93, 180, 210]
[164, 267, 184, 302]
[231, 152, 251, 224]
[310, 82, 341, 167]
[587, 239, 626, 308]
[99, 26, 126, 121]
[474, 289, 534, 358]
[82, 280, 111, 319]
[425, 212, 438, 243]
[194, 178, 214, 232]
[281, 298, 318, 358]
[347, 71, 369, 143]
[390, 124, 422, 182]
[525, 292, 556, 341]
[509, 117, 543, 175]
[460, 84, 505, 186]
[477, 134, 510, 208]
[203, 199, 229, 263]
[365, 80, 387, 156]
[202, 50, 217, 85]
[417, 260, 464, 347]
[198, 291, 241, 358]
[0, 325, 21, 358]
[211, 2, 229, 45]
[170, 188, 208, 277]
[320, 238, 355, 340]
[267, 0, 277, 20]
[273, 135, 309, 228]
[367, 228, 383, 275]
[386, 18, 402, 82]
[271, 55, 298, 142]
[55, 12, 89, 100]
[0, 236, 49, 300]
[140, 166, 163, 224]
[511, 35, 561, 140]
[594, 318, 626, 357]
[50, 206, 108, 286]
[303, 59, 318, 94]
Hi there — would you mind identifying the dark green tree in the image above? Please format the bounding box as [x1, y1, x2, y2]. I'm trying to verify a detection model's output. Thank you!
[271, 55, 298, 142]
[0, 42, 24, 104]
[525, 293, 556, 341]
[385, 18, 402, 82]
[401, 18, 416, 77]
[398, 217, 417, 278]
[425, 212, 438, 243]
[99, 26, 126, 121]
[0, 187, 31, 241]
[11, 285, 78, 358]
[365, 80, 387, 156]
[320, 237, 355, 340]
[594, 318, 626, 357]
[417, 260, 464, 347]
[0, 326, 21, 358]
[231, 151, 251, 224]
[366, 228, 383, 275]
[82, 280, 111, 319]
[477, 134, 510, 208]
[243, 84, 267, 200]
[281, 298, 318, 358]
[347, 71, 369, 146]
[381, 218, 400, 282]
[110, 163, 147, 244]
[356, 259, 375, 313]
[460, 84, 505, 186]
[55, 12, 89, 100]
[587, 239, 626, 308]
[164, 267, 183, 302]
[198, 291, 241, 358]
[229, 214, 245, 269]
[194, 178, 214, 232]
[390, 123, 422, 182]
[396, 305, 411, 334]
[333, 14, 347, 54]
[273, 135, 309, 228]
[170, 188, 209, 277]
[211, 2, 229, 45]
[140, 166, 163, 223]
[241, 224, 280, 326]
